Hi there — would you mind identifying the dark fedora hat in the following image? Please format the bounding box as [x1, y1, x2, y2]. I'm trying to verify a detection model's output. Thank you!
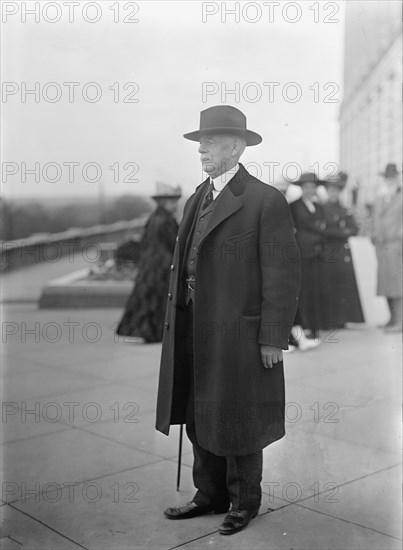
[292, 172, 325, 186]
[324, 171, 348, 189]
[379, 163, 400, 178]
[183, 105, 262, 146]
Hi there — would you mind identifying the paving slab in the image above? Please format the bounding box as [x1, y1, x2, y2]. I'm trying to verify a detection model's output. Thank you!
[1, 419, 71, 447]
[79, 410, 193, 460]
[2, 354, 110, 403]
[11, 459, 287, 550]
[2, 429, 162, 504]
[298, 397, 401, 454]
[178, 503, 402, 550]
[29, 382, 157, 428]
[1, 297, 401, 549]
[43, 343, 162, 384]
[160, 421, 400, 496]
[299, 464, 402, 540]
[260, 427, 400, 502]
[1, 255, 93, 304]
[0, 505, 84, 549]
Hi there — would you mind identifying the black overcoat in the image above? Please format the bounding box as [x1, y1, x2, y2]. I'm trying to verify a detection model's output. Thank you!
[117, 206, 178, 342]
[289, 198, 325, 334]
[320, 202, 364, 328]
[155, 164, 301, 456]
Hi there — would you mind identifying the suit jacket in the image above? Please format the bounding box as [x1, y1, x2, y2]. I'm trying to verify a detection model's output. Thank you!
[155, 164, 301, 456]
[289, 198, 326, 260]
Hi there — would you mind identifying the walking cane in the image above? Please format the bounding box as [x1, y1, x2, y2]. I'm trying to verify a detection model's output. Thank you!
[176, 424, 184, 491]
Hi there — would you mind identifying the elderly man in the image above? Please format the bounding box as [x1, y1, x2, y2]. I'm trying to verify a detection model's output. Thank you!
[156, 106, 300, 535]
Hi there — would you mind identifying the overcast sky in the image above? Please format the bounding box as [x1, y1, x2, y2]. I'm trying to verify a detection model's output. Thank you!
[2, 1, 345, 200]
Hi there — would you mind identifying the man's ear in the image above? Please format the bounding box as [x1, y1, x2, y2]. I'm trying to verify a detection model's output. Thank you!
[232, 138, 242, 156]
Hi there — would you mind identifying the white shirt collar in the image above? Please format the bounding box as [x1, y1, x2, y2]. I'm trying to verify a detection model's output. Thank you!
[211, 163, 239, 192]
[302, 197, 316, 213]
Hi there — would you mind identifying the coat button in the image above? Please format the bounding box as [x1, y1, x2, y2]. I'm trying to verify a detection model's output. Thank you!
[170, 264, 175, 271]
[344, 257, 350, 263]
[344, 243, 349, 249]
[164, 322, 169, 329]
[176, 236, 180, 242]
[168, 292, 172, 300]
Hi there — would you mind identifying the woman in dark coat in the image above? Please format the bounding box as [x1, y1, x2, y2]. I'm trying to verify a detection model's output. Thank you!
[116, 183, 181, 342]
[289, 172, 326, 339]
[320, 172, 364, 329]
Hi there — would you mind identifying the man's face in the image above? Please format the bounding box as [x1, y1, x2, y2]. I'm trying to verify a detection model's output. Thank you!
[301, 182, 317, 201]
[327, 185, 341, 202]
[198, 134, 236, 179]
[163, 198, 179, 214]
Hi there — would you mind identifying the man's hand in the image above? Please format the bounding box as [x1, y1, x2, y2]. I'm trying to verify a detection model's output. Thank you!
[260, 345, 283, 369]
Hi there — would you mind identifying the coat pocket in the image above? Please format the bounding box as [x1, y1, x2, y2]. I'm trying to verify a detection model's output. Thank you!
[224, 229, 255, 243]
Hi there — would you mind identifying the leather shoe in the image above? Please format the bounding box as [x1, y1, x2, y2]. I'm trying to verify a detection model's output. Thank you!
[218, 508, 259, 535]
[164, 501, 229, 520]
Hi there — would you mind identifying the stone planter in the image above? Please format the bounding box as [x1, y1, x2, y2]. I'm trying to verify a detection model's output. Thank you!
[39, 269, 133, 309]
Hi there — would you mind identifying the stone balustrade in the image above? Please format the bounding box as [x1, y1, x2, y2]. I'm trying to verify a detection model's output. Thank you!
[0, 216, 148, 272]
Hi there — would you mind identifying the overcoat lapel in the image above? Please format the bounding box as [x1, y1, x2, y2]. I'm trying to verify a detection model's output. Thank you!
[178, 169, 246, 251]
[178, 177, 210, 241]
[177, 177, 209, 263]
[300, 200, 317, 217]
[199, 166, 246, 246]
[200, 184, 243, 246]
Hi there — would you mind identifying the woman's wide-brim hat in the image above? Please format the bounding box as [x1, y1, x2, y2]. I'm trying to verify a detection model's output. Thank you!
[151, 182, 182, 200]
[379, 163, 400, 178]
[183, 105, 262, 146]
[324, 171, 348, 189]
[291, 172, 326, 187]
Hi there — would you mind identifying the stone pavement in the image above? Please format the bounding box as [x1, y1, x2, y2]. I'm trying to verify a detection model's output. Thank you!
[1, 235, 402, 549]
[1, 303, 401, 549]
[1, 254, 93, 304]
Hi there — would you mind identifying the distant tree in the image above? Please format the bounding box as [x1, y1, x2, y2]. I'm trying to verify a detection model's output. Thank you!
[8, 203, 50, 240]
[0, 198, 13, 241]
[110, 195, 153, 222]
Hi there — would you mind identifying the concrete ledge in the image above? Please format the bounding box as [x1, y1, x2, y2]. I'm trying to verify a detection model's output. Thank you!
[39, 269, 133, 309]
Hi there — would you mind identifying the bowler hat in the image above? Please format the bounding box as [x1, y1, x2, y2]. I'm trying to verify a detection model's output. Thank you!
[324, 171, 348, 189]
[151, 182, 182, 200]
[292, 172, 325, 186]
[379, 163, 400, 178]
[183, 105, 262, 146]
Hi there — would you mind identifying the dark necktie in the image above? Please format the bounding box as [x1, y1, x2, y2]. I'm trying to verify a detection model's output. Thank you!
[202, 180, 215, 210]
